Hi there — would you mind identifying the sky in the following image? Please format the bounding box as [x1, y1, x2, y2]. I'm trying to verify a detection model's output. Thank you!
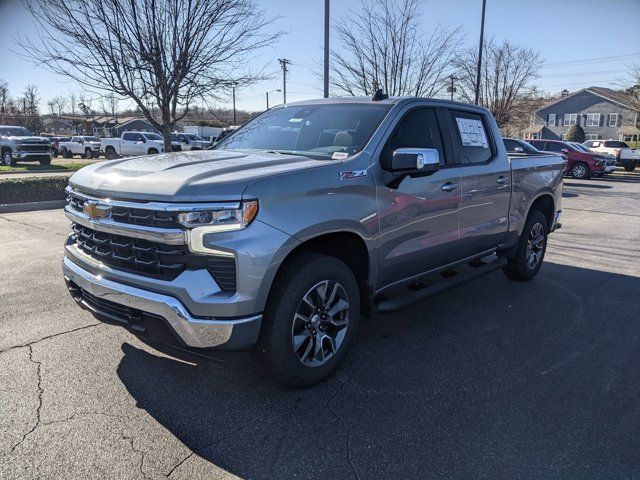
[0, 0, 639, 113]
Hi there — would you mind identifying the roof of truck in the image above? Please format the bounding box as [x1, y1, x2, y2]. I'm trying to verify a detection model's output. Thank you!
[282, 96, 489, 110]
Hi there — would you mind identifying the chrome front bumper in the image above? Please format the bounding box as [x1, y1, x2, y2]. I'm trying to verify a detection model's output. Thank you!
[62, 256, 262, 350]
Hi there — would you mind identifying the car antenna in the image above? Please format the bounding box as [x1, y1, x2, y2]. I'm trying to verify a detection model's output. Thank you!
[371, 89, 388, 101]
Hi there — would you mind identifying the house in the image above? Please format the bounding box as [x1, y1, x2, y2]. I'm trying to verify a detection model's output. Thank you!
[88, 116, 158, 137]
[523, 87, 639, 142]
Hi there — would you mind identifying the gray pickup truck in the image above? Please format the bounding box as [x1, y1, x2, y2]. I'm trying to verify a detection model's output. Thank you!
[62, 96, 563, 386]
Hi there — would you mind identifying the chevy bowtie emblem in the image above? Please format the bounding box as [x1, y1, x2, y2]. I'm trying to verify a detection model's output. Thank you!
[83, 200, 111, 220]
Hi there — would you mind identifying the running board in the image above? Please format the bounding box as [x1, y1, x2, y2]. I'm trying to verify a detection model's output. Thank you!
[375, 255, 507, 314]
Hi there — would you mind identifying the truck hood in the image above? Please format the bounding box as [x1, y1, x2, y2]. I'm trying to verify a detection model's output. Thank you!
[69, 149, 334, 202]
[5, 136, 50, 143]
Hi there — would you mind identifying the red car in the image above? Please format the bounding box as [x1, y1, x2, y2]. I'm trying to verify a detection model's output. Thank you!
[528, 139, 616, 179]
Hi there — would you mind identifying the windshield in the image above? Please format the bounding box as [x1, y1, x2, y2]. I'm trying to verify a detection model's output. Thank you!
[142, 133, 162, 141]
[215, 103, 392, 159]
[0, 127, 32, 137]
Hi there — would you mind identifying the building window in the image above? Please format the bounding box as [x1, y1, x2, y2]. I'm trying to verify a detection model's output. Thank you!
[547, 114, 556, 126]
[608, 113, 619, 127]
[586, 113, 600, 126]
[585, 134, 599, 140]
[563, 113, 577, 126]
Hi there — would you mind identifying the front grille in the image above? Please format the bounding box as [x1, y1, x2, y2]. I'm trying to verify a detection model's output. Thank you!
[18, 143, 51, 152]
[70, 223, 236, 290]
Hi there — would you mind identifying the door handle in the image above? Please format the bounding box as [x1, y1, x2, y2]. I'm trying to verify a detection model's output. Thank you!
[441, 182, 458, 192]
[496, 176, 507, 185]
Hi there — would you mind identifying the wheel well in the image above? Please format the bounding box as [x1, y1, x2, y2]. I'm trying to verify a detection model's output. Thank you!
[148, 148, 158, 154]
[275, 232, 371, 316]
[530, 194, 554, 230]
[1, 147, 11, 155]
[105, 145, 115, 151]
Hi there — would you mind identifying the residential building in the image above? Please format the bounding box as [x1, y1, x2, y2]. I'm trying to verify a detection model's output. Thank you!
[523, 87, 639, 142]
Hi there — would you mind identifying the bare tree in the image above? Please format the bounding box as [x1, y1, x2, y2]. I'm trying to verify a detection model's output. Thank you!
[329, 0, 461, 97]
[453, 39, 544, 129]
[51, 95, 67, 116]
[19, 0, 282, 151]
[618, 62, 640, 113]
[47, 99, 56, 116]
[78, 94, 93, 115]
[68, 92, 77, 117]
[22, 84, 40, 116]
[0, 79, 8, 115]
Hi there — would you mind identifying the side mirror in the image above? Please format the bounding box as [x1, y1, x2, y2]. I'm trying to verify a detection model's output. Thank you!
[514, 146, 524, 153]
[390, 148, 440, 175]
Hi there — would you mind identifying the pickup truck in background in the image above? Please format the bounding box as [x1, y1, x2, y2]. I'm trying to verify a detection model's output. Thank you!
[62, 96, 563, 387]
[584, 140, 640, 172]
[528, 139, 615, 179]
[0, 125, 53, 166]
[59, 136, 102, 159]
[101, 131, 165, 159]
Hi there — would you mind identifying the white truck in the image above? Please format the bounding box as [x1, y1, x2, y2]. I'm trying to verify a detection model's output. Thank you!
[583, 140, 640, 172]
[59, 136, 102, 159]
[101, 132, 165, 159]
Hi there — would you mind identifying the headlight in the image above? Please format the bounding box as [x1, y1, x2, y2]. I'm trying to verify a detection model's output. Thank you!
[178, 200, 259, 232]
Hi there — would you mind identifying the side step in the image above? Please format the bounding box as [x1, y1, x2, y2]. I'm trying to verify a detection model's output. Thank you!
[375, 255, 507, 314]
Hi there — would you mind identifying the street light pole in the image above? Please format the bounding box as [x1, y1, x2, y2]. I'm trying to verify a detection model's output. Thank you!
[266, 89, 281, 110]
[231, 82, 238, 125]
[323, 0, 330, 98]
[474, 0, 487, 105]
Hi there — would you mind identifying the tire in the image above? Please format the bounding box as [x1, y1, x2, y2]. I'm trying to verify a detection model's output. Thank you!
[570, 162, 590, 179]
[39, 157, 52, 166]
[105, 148, 117, 160]
[147, 148, 159, 155]
[62, 148, 72, 159]
[502, 209, 548, 281]
[623, 163, 636, 172]
[2, 150, 16, 167]
[258, 253, 361, 388]
[84, 148, 93, 159]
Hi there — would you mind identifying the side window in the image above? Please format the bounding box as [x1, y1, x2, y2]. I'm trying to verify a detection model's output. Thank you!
[122, 133, 134, 141]
[449, 111, 492, 164]
[545, 142, 563, 153]
[503, 139, 518, 152]
[380, 108, 445, 169]
[134, 133, 144, 142]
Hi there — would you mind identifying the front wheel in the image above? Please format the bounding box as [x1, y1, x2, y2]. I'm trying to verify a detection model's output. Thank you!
[105, 148, 117, 160]
[147, 148, 159, 155]
[623, 163, 636, 172]
[2, 150, 15, 167]
[502, 209, 548, 281]
[39, 157, 52, 166]
[259, 253, 361, 388]
[84, 148, 93, 159]
[571, 162, 590, 179]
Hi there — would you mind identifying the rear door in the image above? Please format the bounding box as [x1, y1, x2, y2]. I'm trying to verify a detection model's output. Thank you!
[376, 106, 462, 286]
[448, 109, 511, 256]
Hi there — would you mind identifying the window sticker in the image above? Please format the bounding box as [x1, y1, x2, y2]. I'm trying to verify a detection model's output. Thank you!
[288, 118, 303, 123]
[332, 152, 349, 160]
[455, 117, 488, 148]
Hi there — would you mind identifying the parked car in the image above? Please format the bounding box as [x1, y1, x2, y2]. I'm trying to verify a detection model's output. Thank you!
[182, 133, 212, 150]
[59, 136, 102, 159]
[504, 137, 568, 173]
[528, 139, 615, 179]
[63, 96, 563, 387]
[0, 125, 53, 166]
[101, 131, 165, 159]
[47, 136, 71, 158]
[171, 133, 192, 152]
[584, 140, 640, 172]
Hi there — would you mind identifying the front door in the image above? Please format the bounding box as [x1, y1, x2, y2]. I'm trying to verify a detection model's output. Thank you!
[448, 109, 511, 255]
[376, 107, 462, 288]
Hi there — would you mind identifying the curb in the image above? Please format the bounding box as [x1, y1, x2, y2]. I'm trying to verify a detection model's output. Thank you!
[0, 200, 66, 214]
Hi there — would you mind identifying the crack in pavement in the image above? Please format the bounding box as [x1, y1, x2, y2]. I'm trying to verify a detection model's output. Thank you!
[165, 419, 259, 478]
[122, 431, 152, 480]
[326, 372, 359, 480]
[0, 323, 102, 355]
[9, 345, 43, 453]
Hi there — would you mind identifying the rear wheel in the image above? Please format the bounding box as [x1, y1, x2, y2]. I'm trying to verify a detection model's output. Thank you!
[105, 148, 117, 160]
[570, 162, 590, 179]
[623, 163, 636, 172]
[84, 148, 93, 159]
[502, 209, 548, 281]
[259, 253, 360, 388]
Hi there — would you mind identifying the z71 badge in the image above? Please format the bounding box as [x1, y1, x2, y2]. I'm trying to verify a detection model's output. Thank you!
[339, 170, 367, 180]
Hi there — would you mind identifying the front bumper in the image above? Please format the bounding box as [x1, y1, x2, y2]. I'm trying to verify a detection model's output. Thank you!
[15, 151, 52, 160]
[62, 256, 262, 350]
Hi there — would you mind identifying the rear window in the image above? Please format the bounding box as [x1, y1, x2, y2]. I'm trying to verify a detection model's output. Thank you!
[604, 141, 628, 148]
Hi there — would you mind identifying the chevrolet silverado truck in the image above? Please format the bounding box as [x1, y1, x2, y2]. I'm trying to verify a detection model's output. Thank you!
[101, 131, 165, 159]
[0, 125, 53, 166]
[62, 96, 563, 387]
[584, 139, 640, 172]
[59, 135, 103, 159]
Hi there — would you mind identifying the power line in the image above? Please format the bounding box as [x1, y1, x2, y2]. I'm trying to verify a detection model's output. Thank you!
[542, 53, 640, 69]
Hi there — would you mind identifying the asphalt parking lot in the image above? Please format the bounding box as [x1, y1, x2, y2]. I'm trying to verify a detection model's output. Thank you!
[1, 169, 639, 479]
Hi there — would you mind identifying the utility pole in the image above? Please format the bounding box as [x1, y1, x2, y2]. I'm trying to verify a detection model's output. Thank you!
[474, 0, 487, 105]
[266, 89, 281, 110]
[278, 58, 291, 104]
[323, 0, 330, 98]
[231, 82, 238, 125]
[448, 75, 458, 101]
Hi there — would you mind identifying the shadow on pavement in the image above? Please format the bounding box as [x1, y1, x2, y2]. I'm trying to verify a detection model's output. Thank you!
[564, 182, 612, 189]
[116, 262, 640, 479]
